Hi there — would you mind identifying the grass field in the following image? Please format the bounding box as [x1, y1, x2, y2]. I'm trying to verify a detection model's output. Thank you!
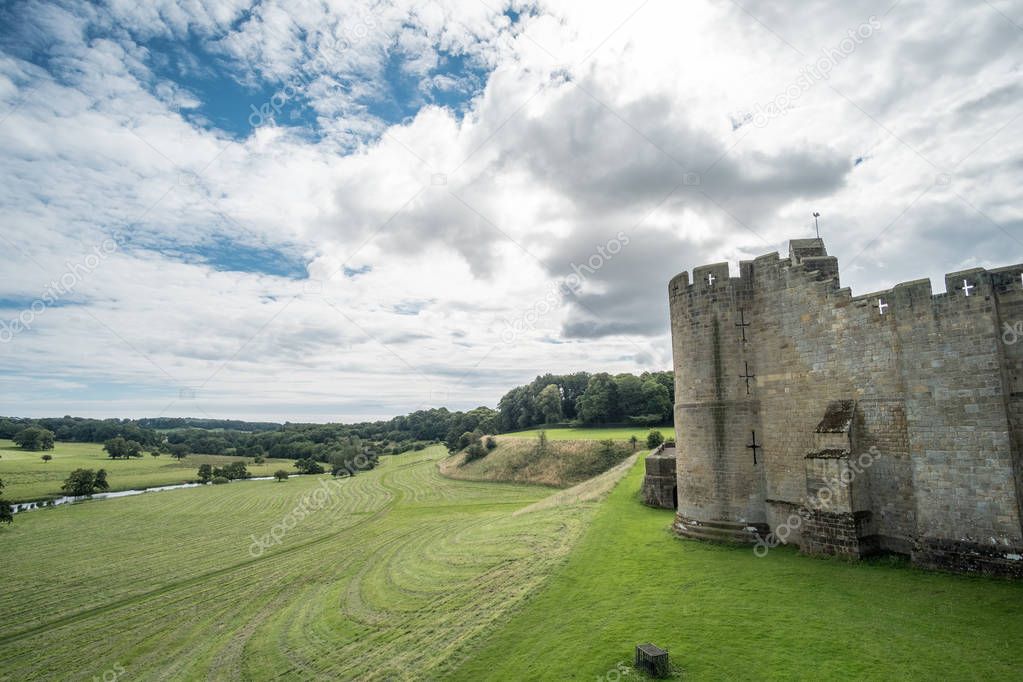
[451, 456, 1023, 680]
[501, 425, 675, 442]
[0, 440, 294, 502]
[3, 444, 1023, 680]
[0, 445, 603, 680]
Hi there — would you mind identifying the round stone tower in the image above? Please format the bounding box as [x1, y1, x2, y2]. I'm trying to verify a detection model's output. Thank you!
[668, 259, 767, 542]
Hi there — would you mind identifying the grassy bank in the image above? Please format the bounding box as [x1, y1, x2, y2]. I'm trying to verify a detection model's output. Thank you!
[450, 456, 1023, 680]
[0, 439, 292, 502]
[440, 437, 634, 488]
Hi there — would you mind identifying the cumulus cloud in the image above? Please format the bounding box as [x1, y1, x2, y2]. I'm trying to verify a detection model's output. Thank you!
[0, 0, 1021, 420]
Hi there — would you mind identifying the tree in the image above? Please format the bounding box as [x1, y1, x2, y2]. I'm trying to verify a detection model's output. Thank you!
[168, 444, 189, 460]
[629, 435, 639, 452]
[456, 431, 480, 451]
[646, 430, 665, 448]
[614, 374, 645, 417]
[196, 464, 213, 483]
[576, 373, 619, 424]
[274, 470, 289, 482]
[294, 458, 324, 475]
[536, 384, 563, 424]
[13, 427, 55, 451]
[0, 478, 13, 525]
[104, 437, 127, 459]
[150, 450, 160, 457]
[41, 454, 52, 463]
[104, 437, 143, 459]
[60, 468, 107, 497]
[0, 419, 23, 439]
[464, 442, 487, 463]
[330, 453, 353, 477]
[213, 462, 250, 480]
[640, 380, 672, 422]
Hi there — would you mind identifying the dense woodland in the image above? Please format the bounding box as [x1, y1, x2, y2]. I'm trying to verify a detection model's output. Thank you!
[0, 370, 673, 465]
[496, 371, 673, 431]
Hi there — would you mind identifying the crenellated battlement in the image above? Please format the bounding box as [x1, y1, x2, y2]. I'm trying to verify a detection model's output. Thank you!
[666, 236, 1023, 578]
[670, 239, 1023, 321]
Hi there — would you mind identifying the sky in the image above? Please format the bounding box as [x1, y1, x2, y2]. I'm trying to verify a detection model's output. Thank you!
[0, 0, 1021, 422]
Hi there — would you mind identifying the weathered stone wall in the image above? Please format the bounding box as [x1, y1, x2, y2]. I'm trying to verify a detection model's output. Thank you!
[668, 238, 1023, 576]
[992, 267, 1023, 545]
[642, 445, 678, 509]
[853, 400, 914, 553]
[670, 263, 765, 532]
[894, 273, 1022, 569]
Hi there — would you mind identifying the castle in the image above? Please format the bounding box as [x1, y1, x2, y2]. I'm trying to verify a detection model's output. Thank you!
[652, 238, 1023, 577]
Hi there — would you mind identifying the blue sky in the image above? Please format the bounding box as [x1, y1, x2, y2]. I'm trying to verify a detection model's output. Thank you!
[0, 0, 494, 281]
[1, 0, 1021, 421]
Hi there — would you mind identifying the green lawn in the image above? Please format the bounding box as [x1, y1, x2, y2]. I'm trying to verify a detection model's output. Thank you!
[3, 444, 1022, 680]
[501, 425, 675, 442]
[0, 439, 293, 502]
[451, 456, 1023, 680]
[0, 446, 598, 680]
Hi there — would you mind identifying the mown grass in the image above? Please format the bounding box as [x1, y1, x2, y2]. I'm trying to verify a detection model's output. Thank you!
[440, 438, 634, 488]
[451, 456, 1023, 680]
[0, 445, 605, 680]
[5, 442, 1022, 680]
[501, 425, 674, 442]
[0, 439, 293, 502]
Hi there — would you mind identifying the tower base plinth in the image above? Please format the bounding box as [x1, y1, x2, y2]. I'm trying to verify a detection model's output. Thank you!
[674, 516, 768, 544]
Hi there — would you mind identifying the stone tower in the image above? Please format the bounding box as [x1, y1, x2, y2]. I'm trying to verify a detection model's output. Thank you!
[668, 239, 1023, 577]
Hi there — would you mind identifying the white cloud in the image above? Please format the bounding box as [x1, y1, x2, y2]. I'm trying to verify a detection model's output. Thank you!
[1, 0, 1021, 420]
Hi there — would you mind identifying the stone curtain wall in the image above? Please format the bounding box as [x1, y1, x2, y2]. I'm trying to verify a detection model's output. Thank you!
[994, 266, 1023, 552]
[896, 272, 1022, 569]
[668, 238, 1023, 576]
[853, 400, 914, 553]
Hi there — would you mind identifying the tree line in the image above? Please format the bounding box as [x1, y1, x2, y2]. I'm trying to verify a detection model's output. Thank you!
[496, 371, 673, 431]
[0, 370, 674, 465]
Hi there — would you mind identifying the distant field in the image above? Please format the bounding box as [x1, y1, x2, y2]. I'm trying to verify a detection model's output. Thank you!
[0, 445, 599, 680]
[501, 425, 674, 441]
[0, 440, 293, 502]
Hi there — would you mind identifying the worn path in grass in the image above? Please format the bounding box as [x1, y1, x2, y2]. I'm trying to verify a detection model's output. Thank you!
[0, 439, 293, 502]
[0, 446, 613, 680]
[451, 456, 1023, 680]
